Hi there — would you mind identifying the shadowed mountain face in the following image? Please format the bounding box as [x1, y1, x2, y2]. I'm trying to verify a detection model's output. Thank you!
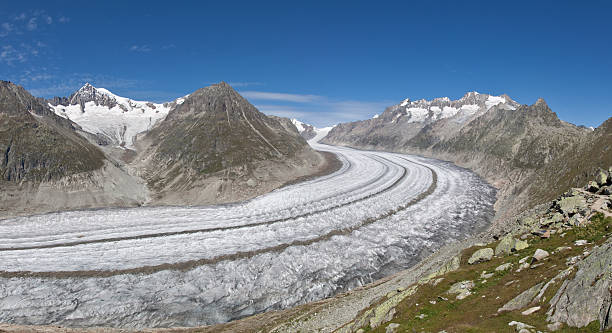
[322, 93, 601, 219]
[138, 82, 322, 202]
[0, 81, 105, 182]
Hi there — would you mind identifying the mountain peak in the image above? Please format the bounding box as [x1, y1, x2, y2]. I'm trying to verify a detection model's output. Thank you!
[534, 98, 550, 111]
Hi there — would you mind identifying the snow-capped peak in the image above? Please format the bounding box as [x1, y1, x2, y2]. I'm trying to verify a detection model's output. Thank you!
[382, 91, 520, 125]
[49, 85, 183, 149]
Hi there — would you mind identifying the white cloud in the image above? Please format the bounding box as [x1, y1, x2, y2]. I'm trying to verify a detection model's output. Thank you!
[130, 45, 151, 52]
[0, 45, 26, 65]
[242, 90, 391, 127]
[45, 16, 53, 24]
[13, 13, 26, 21]
[26, 17, 37, 31]
[58, 16, 70, 23]
[0, 22, 13, 37]
[241, 91, 322, 103]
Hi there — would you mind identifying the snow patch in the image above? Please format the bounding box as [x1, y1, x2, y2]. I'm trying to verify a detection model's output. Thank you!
[485, 96, 506, 109]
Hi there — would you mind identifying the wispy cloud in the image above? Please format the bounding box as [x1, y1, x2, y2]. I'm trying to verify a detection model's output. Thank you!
[241, 91, 322, 103]
[13, 13, 25, 21]
[243, 90, 391, 127]
[0, 22, 13, 37]
[0, 45, 26, 65]
[130, 44, 151, 52]
[161, 43, 176, 50]
[1, 11, 68, 38]
[26, 17, 38, 31]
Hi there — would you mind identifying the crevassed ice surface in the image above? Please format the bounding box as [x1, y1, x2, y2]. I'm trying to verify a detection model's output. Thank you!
[0, 134, 496, 328]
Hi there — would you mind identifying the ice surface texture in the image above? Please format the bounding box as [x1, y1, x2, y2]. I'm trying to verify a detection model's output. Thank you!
[0, 138, 496, 328]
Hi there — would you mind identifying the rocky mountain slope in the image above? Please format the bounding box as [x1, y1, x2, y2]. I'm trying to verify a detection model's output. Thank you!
[0, 81, 330, 217]
[322, 93, 598, 220]
[0, 81, 147, 218]
[133, 82, 327, 205]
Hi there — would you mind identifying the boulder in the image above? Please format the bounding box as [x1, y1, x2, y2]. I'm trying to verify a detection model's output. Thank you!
[498, 282, 545, 312]
[521, 306, 541, 315]
[468, 248, 494, 264]
[541, 213, 563, 226]
[496, 263, 513, 271]
[385, 323, 400, 333]
[548, 236, 612, 331]
[532, 249, 550, 262]
[447, 280, 474, 300]
[595, 169, 609, 186]
[599, 186, 611, 195]
[495, 235, 529, 255]
[558, 196, 587, 215]
[514, 239, 529, 251]
[586, 181, 600, 193]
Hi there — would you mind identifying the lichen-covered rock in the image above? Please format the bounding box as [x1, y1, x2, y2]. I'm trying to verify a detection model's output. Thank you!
[541, 213, 564, 226]
[547, 237, 612, 330]
[447, 280, 474, 299]
[468, 248, 494, 264]
[495, 235, 529, 255]
[595, 169, 609, 186]
[558, 195, 587, 215]
[586, 181, 600, 193]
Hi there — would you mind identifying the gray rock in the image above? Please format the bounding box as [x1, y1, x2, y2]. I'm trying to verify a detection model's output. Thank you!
[468, 248, 494, 264]
[558, 195, 587, 216]
[521, 306, 540, 315]
[385, 323, 400, 333]
[498, 282, 545, 312]
[496, 263, 513, 271]
[595, 169, 609, 186]
[599, 185, 611, 195]
[548, 236, 612, 330]
[586, 181, 600, 193]
[447, 280, 474, 300]
[508, 320, 535, 332]
[532, 249, 549, 262]
[547, 322, 563, 331]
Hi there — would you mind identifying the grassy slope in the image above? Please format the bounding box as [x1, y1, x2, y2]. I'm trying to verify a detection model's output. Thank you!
[363, 213, 611, 333]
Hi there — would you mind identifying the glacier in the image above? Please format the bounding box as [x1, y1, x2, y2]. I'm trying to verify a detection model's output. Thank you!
[0, 135, 496, 328]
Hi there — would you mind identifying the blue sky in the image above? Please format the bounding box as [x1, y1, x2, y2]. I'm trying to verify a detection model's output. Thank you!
[1, 1, 610, 127]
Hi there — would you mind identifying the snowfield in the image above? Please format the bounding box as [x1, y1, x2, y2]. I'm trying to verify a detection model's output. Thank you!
[0, 134, 496, 328]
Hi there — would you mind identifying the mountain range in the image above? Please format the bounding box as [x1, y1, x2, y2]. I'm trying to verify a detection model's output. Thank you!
[0, 81, 329, 218]
[321, 92, 610, 223]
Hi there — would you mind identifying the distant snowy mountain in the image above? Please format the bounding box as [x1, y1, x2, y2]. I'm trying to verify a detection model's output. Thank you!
[49, 83, 186, 148]
[291, 119, 334, 141]
[383, 91, 519, 125]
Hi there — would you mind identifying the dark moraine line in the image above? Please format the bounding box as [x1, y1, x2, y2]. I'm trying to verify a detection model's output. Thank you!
[0, 160, 437, 279]
[0, 153, 406, 252]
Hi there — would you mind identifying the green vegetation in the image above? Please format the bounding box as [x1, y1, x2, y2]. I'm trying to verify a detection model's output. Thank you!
[364, 213, 612, 332]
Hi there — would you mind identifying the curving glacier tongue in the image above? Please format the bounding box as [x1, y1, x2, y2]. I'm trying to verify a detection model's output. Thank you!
[0, 139, 496, 328]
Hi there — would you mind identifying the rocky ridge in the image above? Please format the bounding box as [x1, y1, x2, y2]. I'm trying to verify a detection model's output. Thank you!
[322, 93, 597, 221]
[0, 81, 330, 218]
